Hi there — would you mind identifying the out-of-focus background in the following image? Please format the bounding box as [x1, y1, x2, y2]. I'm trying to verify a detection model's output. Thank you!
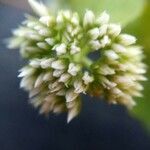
[0, 0, 150, 150]
[0, 0, 30, 10]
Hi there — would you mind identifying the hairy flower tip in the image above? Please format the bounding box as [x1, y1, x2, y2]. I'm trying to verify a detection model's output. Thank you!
[8, 0, 146, 122]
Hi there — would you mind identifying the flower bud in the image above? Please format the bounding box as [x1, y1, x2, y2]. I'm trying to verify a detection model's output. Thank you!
[68, 63, 80, 76]
[51, 60, 66, 70]
[55, 43, 67, 55]
[96, 11, 110, 25]
[70, 44, 80, 54]
[108, 24, 121, 36]
[82, 72, 94, 85]
[88, 28, 100, 40]
[39, 16, 55, 27]
[118, 34, 136, 46]
[83, 10, 95, 27]
[40, 58, 54, 69]
[66, 89, 79, 102]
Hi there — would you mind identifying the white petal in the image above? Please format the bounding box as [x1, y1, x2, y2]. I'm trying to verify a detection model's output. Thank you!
[70, 44, 80, 54]
[34, 25, 43, 30]
[96, 11, 110, 25]
[34, 73, 44, 88]
[39, 16, 55, 27]
[63, 11, 71, 19]
[45, 38, 55, 46]
[53, 105, 64, 114]
[119, 34, 136, 46]
[56, 89, 66, 96]
[45, 94, 55, 103]
[101, 77, 117, 89]
[49, 81, 62, 92]
[82, 72, 94, 85]
[30, 59, 41, 68]
[71, 13, 79, 25]
[59, 73, 71, 83]
[89, 40, 101, 50]
[111, 87, 123, 96]
[39, 101, 52, 114]
[99, 65, 115, 75]
[20, 76, 35, 90]
[37, 42, 49, 49]
[30, 97, 43, 108]
[135, 75, 147, 81]
[53, 69, 64, 77]
[115, 76, 134, 87]
[26, 21, 36, 28]
[56, 12, 64, 24]
[18, 67, 35, 77]
[99, 24, 108, 36]
[55, 43, 67, 55]
[68, 63, 80, 76]
[38, 28, 51, 36]
[28, 0, 49, 16]
[104, 50, 119, 60]
[74, 80, 86, 93]
[29, 88, 40, 98]
[121, 95, 136, 109]
[24, 46, 41, 53]
[51, 60, 66, 70]
[7, 37, 23, 49]
[83, 10, 95, 27]
[134, 83, 144, 91]
[67, 25, 73, 33]
[88, 28, 100, 40]
[40, 58, 54, 69]
[108, 24, 121, 36]
[127, 46, 142, 56]
[112, 44, 126, 53]
[43, 72, 53, 81]
[28, 33, 42, 41]
[66, 89, 79, 103]
[101, 35, 111, 47]
[67, 107, 79, 123]
[15, 27, 33, 36]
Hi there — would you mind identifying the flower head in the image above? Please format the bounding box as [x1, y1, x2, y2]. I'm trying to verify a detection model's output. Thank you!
[8, 0, 146, 122]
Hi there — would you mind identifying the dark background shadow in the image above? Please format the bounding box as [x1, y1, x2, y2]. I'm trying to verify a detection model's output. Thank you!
[0, 3, 150, 150]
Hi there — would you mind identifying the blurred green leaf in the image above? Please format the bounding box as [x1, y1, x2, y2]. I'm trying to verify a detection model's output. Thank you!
[59, 0, 144, 25]
[124, 1, 150, 130]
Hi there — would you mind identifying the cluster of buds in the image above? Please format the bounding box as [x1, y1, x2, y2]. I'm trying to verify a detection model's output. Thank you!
[8, 0, 146, 122]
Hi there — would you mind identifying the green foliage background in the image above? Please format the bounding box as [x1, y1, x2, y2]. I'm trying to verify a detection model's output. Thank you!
[48, 0, 150, 129]
[54, 0, 144, 25]
[124, 1, 150, 130]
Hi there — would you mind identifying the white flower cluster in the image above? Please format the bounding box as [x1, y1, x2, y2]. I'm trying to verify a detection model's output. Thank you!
[8, 0, 146, 122]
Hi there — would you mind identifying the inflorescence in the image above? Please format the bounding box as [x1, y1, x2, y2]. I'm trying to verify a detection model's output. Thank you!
[8, 0, 146, 122]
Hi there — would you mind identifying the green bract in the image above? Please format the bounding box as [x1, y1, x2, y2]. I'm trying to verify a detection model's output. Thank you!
[8, 0, 146, 122]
